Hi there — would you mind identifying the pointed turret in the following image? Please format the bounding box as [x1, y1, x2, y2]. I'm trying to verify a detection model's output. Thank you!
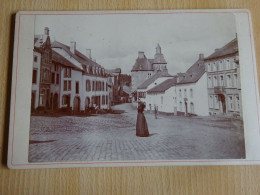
[156, 43, 161, 54]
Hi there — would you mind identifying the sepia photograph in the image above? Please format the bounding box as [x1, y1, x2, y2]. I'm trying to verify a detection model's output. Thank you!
[28, 12, 245, 163]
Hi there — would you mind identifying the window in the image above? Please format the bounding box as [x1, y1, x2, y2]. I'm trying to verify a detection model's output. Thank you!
[64, 80, 67, 91]
[226, 60, 230, 70]
[213, 76, 217, 87]
[92, 81, 95, 91]
[54, 64, 58, 71]
[209, 95, 213, 108]
[208, 77, 212, 88]
[76, 82, 79, 94]
[106, 96, 108, 105]
[68, 81, 71, 91]
[161, 96, 163, 104]
[229, 96, 233, 110]
[219, 75, 224, 86]
[34, 56, 37, 62]
[64, 67, 71, 78]
[219, 61, 223, 70]
[227, 74, 232, 87]
[179, 89, 182, 98]
[51, 73, 55, 84]
[234, 74, 238, 87]
[56, 74, 59, 84]
[184, 89, 187, 98]
[32, 69, 37, 84]
[102, 95, 105, 105]
[190, 89, 193, 98]
[86, 80, 91, 91]
[235, 95, 240, 111]
[213, 63, 217, 71]
[102, 82, 104, 91]
[214, 95, 219, 109]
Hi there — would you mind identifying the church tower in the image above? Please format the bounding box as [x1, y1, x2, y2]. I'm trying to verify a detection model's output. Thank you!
[153, 44, 168, 73]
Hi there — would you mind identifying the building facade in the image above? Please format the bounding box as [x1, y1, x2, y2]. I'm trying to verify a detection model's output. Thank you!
[31, 27, 112, 114]
[32, 27, 53, 112]
[205, 37, 242, 116]
[147, 54, 209, 116]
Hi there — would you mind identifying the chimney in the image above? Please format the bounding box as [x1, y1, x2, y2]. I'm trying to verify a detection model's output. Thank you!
[215, 48, 220, 52]
[70, 41, 76, 54]
[86, 49, 92, 60]
[93, 59, 96, 62]
[199, 53, 204, 60]
[44, 27, 49, 36]
[138, 51, 145, 59]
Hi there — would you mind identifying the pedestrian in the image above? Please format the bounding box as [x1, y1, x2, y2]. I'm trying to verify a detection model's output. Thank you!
[154, 104, 158, 119]
[136, 100, 149, 137]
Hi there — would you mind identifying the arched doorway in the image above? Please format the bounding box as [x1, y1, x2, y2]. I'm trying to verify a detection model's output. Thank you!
[219, 94, 226, 114]
[53, 93, 58, 110]
[73, 96, 81, 112]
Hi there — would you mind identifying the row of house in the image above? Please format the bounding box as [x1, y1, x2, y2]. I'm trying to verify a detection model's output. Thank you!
[131, 37, 242, 117]
[31, 27, 120, 113]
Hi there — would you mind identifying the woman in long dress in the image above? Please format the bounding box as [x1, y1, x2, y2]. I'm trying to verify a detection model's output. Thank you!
[136, 101, 149, 137]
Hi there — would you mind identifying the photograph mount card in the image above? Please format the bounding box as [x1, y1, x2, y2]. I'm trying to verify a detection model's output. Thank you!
[7, 10, 260, 169]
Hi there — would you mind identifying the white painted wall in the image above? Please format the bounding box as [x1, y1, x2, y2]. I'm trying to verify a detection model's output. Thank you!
[146, 73, 209, 116]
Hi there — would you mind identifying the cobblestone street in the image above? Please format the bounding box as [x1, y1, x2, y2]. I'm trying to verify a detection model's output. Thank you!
[29, 103, 245, 162]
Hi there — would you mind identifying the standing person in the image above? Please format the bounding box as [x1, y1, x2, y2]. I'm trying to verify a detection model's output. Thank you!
[154, 104, 158, 119]
[136, 101, 149, 137]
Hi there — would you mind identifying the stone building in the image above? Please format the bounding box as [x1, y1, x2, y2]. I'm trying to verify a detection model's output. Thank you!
[31, 27, 111, 113]
[205, 37, 242, 116]
[32, 27, 53, 111]
[131, 44, 168, 100]
[51, 40, 110, 112]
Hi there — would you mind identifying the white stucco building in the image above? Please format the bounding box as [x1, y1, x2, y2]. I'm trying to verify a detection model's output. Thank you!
[147, 54, 209, 116]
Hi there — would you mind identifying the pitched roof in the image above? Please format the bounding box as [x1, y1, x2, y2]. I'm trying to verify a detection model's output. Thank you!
[51, 41, 102, 69]
[205, 37, 238, 60]
[131, 55, 152, 71]
[147, 77, 177, 93]
[137, 71, 172, 90]
[153, 53, 167, 64]
[123, 85, 131, 95]
[105, 68, 121, 74]
[177, 58, 205, 84]
[52, 49, 83, 71]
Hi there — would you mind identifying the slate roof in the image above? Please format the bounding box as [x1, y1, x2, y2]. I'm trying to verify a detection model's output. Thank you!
[147, 77, 177, 93]
[51, 41, 102, 69]
[153, 53, 167, 64]
[52, 49, 83, 71]
[131, 55, 152, 71]
[105, 68, 121, 74]
[123, 85, 131, 95]
[137, 71, 172, 90]
[177, 58, 205, 84]
[205, 37, 238, 60]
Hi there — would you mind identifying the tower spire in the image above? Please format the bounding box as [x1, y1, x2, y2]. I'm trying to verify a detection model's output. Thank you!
[156, 43, 161, 54]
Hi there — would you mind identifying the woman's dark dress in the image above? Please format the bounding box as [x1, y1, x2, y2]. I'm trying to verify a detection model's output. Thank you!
[136, 103, 149, 137]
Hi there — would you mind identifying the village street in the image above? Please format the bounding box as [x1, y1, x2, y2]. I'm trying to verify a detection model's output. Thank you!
[29, 103, 245, 162]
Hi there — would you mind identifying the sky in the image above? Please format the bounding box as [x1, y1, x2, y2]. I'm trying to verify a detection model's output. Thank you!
[35, 12, 237, 75]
